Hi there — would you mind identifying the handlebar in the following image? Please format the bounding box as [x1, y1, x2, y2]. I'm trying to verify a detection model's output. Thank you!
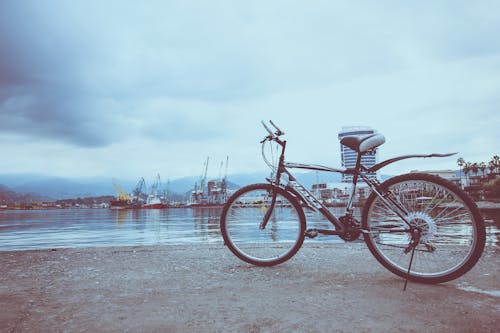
[269, 120, 284, 136]
[260, 120, 285, 143]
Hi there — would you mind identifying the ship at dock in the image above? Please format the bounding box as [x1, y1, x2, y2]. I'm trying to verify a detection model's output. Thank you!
[109, 182, 132, 210]
[143, 174, 168, 209]
[109, 198, 131, 210]
[187, 156, 229, 208]
[109, 174, 169, 209]
[108, 157, 231, 209]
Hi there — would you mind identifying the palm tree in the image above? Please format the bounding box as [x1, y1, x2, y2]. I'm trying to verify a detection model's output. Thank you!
[479, 162, 487, 177]
[463, 162, 472, 182]
[492, 155, 500, 174]
[471, 162, 479, 177]
[489, 160, 496, 175]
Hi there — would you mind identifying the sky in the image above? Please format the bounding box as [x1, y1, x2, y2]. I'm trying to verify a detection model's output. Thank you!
[1, 0, 499, 182]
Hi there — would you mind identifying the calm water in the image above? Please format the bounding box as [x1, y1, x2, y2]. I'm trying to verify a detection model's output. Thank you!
[0, 208, 498, 251]
[0, 208, 223, 251]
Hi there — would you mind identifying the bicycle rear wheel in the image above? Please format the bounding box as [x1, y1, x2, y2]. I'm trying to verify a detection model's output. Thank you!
[362, 173, 485, 284]
[220, 183, 306, 266]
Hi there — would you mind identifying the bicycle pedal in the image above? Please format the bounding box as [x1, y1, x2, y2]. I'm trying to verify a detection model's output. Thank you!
[305, 228, 319, 239]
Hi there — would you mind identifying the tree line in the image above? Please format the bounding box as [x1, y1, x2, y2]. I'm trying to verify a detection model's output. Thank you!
[457, 155, 500, 200]
[457, 155, 500, 178]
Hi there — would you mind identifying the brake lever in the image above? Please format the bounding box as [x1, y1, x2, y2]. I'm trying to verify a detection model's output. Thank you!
[260, 135, 273, 144]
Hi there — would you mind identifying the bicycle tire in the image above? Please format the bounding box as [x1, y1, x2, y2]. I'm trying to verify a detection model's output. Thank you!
[220, 183, 306, 266]
[362, 173, 486, 284]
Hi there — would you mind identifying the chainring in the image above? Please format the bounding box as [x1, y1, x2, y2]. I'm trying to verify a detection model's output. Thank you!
[339, 215, 362, 241]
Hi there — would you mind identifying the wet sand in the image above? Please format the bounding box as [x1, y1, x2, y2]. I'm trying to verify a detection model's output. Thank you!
[1, 243, 499, 332]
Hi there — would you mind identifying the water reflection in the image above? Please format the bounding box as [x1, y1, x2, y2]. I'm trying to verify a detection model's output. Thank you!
[0, 208, 225, 251]
[0, 206, 498, 251]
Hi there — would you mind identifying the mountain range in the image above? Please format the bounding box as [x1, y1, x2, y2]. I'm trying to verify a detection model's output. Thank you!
[0, 171, 346, 201]
[0, 171, 398, 202]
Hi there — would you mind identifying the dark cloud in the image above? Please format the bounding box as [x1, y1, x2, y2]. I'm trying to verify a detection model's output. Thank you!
[0, 1, 258, 148]
[0, 86, 112, 147]
[0, 2, 114, 147]
[0, 1, 244, 148]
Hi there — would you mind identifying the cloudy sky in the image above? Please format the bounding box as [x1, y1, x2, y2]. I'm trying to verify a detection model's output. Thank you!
[1, 0, 499, 182]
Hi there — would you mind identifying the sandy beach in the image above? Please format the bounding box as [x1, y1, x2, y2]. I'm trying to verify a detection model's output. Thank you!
[1, 242, 499, 332]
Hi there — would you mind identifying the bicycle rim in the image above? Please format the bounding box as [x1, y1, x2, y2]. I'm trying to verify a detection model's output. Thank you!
[363, 174, 485, 283]
[221, 184, 305, 266]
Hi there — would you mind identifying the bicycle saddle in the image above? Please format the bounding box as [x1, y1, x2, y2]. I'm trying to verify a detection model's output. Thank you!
[340, 134, 385, 153]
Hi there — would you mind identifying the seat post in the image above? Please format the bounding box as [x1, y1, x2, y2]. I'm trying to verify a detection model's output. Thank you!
[353, 152, 363, 183]
[346, 152, 363, 213]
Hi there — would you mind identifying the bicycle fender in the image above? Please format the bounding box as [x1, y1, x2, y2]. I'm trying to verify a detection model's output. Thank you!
[368, 153, 457, 173]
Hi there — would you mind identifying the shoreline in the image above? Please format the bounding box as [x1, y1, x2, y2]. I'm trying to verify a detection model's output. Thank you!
[1, 243, 498, 332]
[2, 200, 500, 211]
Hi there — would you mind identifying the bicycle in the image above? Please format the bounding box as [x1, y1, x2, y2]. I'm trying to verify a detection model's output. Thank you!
[220, 121, 486, 284]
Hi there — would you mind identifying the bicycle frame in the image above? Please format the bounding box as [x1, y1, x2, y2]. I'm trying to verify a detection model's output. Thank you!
[260, 121, 456, 237]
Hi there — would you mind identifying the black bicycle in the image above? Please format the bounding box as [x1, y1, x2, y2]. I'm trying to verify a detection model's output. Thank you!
[220, 121, 486, 284]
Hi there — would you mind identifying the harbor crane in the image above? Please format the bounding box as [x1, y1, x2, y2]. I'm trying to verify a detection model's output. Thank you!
[220, 156, 229, 202]
[200, 157, 209, 194]
[131, 177, 147, 204]
[191, 156, 229, 206]
[192, 157, 209, 203]
[112, 181, 131, 201]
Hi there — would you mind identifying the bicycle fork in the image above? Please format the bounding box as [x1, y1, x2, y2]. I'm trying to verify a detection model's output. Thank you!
[259, 191, 277, 230]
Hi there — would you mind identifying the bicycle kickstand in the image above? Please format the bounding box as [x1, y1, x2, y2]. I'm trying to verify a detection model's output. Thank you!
[403, 230, 420, 291]
[403, 246, 416, 291]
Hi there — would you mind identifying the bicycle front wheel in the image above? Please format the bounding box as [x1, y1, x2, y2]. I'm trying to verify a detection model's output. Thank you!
[362, 173, 485, 284]
[220, 183, 306, 266]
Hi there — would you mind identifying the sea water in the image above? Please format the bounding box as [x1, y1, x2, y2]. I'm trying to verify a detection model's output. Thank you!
[0, 207, 498, 251]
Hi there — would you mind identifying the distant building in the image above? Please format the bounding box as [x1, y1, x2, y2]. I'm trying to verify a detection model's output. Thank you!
[311, 182, 348, 203]
[410, 170, 461, 187]
[338, 126, 379, 183]
[411, 169, 457, 180]
[310, 182, 370, 211]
